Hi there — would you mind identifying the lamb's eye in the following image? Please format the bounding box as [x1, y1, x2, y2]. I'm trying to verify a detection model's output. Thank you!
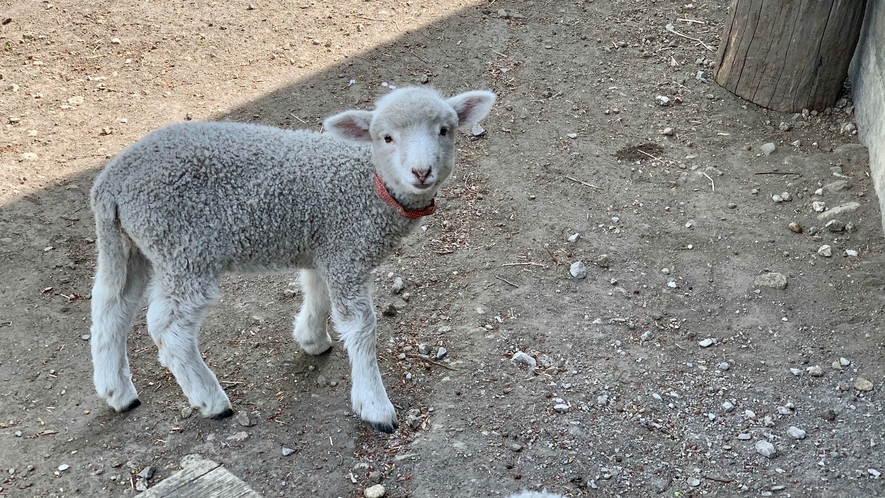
[440, 127, 448, 137]
[383, 135, 393, 143]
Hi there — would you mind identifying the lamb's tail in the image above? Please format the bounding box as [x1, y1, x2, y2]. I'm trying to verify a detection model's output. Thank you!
[90, 183, 132, 296]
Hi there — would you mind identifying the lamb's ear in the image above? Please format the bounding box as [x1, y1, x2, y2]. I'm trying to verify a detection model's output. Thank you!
[447, 90, 497, 127]
[323, 110, 374, 142]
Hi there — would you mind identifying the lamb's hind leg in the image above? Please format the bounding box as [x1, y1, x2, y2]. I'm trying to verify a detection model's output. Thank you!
[91, 248, 150, 412]
[146, 279, 232, 418]
[292, 269, 333, 355]
[328, 282, 397, 433]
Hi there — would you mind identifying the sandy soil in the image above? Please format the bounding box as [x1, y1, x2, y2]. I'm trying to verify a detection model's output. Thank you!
[1, 0, 883, 497]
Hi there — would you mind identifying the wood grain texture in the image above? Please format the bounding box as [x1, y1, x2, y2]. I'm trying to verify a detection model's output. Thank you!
[140, 455, 262, 498]
[714, 0, 867, 112]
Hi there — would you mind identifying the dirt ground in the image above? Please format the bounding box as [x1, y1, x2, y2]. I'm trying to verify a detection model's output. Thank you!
[2, 0, 884, 497]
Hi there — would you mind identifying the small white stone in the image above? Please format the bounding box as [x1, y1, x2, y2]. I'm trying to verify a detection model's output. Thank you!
[755, 440, 776, 458]
[282, 447, 295, 456]
[553, 403, 570, 413]
[655, 95, 671, 106]
[780, 192, 792, 202]
[812, 201, 826, 212]
[787, 426, 806, 439]
[869, 469, 881, 478]
[567, 133, 578, 139]
[510, 351, 537, 369]
[364, 484, 386, 498]
[817, 245, 832, 257]
[807, 365, 824, 377]
[845, 249, 859, 257]
[772, 194, 783, 203]
[698, 338, 714, 348]
[722, 401, 735, 412]
[568, 233, 580, 243]
[596, 395, 609, 406]
[789, 367, 803, 376]
[744, 409, 756, 419]
[717, 362, 730, 371]
[760, 143, 776, 155]
[58, 464, 70, 472]
[840, 357, 851, 366]
[570, 261, 588, 279]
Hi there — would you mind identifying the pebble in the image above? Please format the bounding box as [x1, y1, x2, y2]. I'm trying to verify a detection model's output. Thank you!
[181, 406, 194, 419]
[869, 469, 881, 478]
[236, 412, 256, 427]
[553, 403, 570, 413]
[381, 303, 397, 317]
[417, 343, 431, 355]
[760, 143, 776, 155]
[840, 357, 851, 366]
[772, 194, 783, 203]
[737, 433, 752, 440]
[655, 95, 672, 106]
[854, 377, 874, 392]
[570, 261, 588, 279]
[845, 249, 859, 257]
[777, 405, 793, 415]
[471, 123, 485, 137]
[567, 133, 578, 139]
[435, 347, 447, 360]
[596, 253, 611, 268]
[689, 478, 701, 487]
[510, 351, 537, 369]
[754, 272, 787, 290]
[391, 277, 404, 294]
[788, 222, 803, 233]
[596, 395, 609, 406]
[718, 362, 730, 371]
[58, 464, 70, 472]
[226, 431, 249, 442]
[812, 201, 826, 212]
[568, 233, 580, 243]
[780, 192, 792, 201]
[744, 409, 756, 419]
[662, 127, 674, 136]
[817, 201, 860, 220]
[137, 466, 154, 479]
[825, 219, 845, 232]
[510, 443, 523, 452]
[789, 368, 803, 376]
[817, 245, 832, 258]
[722, 401, 735, 412]
[81, 334, 91, 341]
[821, 409, 837, 421]
[364, 484, 386, 498]
[282, 447, 295, 456]
[787, 426, 806, 440]
[807, 365, 824, 377]
[698, 338, 715, 348]
[755, 440, 777, 458]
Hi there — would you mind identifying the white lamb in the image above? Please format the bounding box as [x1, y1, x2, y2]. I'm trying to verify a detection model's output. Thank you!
[89, 86, 495, 432]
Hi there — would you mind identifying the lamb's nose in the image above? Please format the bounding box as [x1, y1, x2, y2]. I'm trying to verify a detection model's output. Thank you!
[412, 168, 430, 184]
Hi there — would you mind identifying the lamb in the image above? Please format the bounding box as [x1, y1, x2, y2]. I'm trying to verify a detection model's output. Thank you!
[88, 86, 495, 432]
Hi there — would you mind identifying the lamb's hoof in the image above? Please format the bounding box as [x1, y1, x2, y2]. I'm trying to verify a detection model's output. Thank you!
[212, 408, 235, 420]
[371, 419, 399, 434]
[119, 398, 141, 412]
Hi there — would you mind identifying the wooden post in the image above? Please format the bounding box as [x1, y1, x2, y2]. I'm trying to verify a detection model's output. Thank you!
[714, 0, 867, 112]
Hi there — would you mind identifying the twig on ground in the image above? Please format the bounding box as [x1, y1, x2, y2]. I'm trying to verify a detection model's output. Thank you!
[406, 353, 457, 371]
[702, 171, 715, 191]
[754, 171, 801, 176]
[637, 149, 660, 161]
[565, 175, 603, 190]
[544, 246, 560, 265]
[502, 262, 546, 267]
[665, 23, 714, 51]
[677, 18, 706, 24]
[495, 275, 520, 288]
[703, 475, 734, 484]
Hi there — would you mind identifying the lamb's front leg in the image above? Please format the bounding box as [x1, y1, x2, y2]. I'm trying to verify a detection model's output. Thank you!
[329, 286, 397, 433]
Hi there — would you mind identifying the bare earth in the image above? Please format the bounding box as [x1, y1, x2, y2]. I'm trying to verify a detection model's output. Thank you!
[1, 1, 883, 497]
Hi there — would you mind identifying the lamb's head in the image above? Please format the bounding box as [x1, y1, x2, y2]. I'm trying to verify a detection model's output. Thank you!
[324, 87, 496, 207]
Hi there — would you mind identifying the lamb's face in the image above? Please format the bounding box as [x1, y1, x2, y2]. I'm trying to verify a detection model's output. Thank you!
[369, 96, 459, 196]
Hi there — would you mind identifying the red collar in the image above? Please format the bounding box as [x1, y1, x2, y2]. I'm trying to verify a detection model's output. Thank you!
[374, 172, 436, 220]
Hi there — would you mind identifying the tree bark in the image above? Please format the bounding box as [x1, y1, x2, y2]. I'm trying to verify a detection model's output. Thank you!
[714, 0, 867, 112]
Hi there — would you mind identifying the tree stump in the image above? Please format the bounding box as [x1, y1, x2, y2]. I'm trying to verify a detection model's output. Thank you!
[714, 0, 867, 112]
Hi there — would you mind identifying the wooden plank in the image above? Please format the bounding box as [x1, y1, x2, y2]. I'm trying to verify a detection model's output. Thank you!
[140, 455, 262, 498]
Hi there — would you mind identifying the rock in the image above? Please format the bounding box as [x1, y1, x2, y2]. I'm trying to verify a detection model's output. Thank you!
[364, 484, 386, 498]
[510, 443, 523, 452]
[226, 431, 249, 442]
[722, 401, 735, 412]
[391, 277, 404, 294]
[821, 408, 837, 421]
[755, 440, 777, 458]
[596, 254, 611, 268]
[855, 377, 874, 392]
[406, 408, 423, 429]
[840, 357, 851, 366]
[845, 249, 859, 257]
[787, 426, 806, 440]
[570, 261, 588, 279]
[825, 219, 845, 232]
[568, 233, 580, 243]
[780, 191, 792, 202]
[789, 368, 803, 376]
[718, 362, 730, 371]
[553, 403, 570, 413]
[777, 405, 793, 415]
[236, 412, 256, 427]
[807, 365, 824, 377]
[869, 469, 882, 478]
[137, 466, 154, 479]
[435, 347, 447, 360]
[788, 222, 803, 233]
[58, 464, 70, 472]
[596, 395, 609, 406]
[655, 95, 672, 106]
[282, 447, 295, 456]
[471, 123, 486, 137]
[662, 127, 675, 136]
[417, 343, 431, 355]
[822, 180, 851, 193]
[737, 433, 752, 440]
[698, 338, 715, 348]
[760, 143, 776, 155]
[772, 194, 783, 203]
[754, 272, 787, 290]
[817, 245, 832, 258]
[817, 202, 860, 220]
[381, 303, 397, 317]
[812, 201, 826, 212]
[510, 351, 537, 369]
[567, 133, 578, 139]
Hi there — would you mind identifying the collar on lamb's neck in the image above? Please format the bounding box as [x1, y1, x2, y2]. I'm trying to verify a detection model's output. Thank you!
[374, 172, 437, 220]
